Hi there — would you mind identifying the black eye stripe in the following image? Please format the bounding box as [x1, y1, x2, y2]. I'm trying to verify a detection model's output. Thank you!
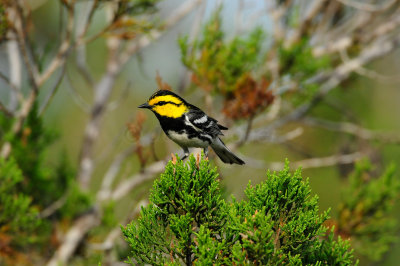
[155, 101, 181, 106]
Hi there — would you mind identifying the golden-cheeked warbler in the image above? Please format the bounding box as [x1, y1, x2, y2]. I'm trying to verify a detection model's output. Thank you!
[138, 90, 245, 165]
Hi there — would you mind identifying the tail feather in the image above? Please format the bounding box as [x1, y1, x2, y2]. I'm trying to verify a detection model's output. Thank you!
[210, 138, 245, 165]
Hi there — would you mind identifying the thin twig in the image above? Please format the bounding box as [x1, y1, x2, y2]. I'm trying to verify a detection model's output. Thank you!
[39, 193, 68, 219]
[0, 70, 23, 107]
[237, 114, 254, 147]
[288, 0, 329, 46]
[178, 0, 207, 92]
[302, 117, 400, 144]
[90, 199, 148, 251]
[39, 65, 66, 116]
[266, 151, 366, 171]
[6, 31, 22, 112]
[65, 73, 91, 113]
[37, 1, 74, 86]
[13, 2, 39, 91]
[336, 0, 397, 12]
[97, 146, 136, 202]
[77, 35, 122, 190]
[0, 0, 74, 159]
[76, 0, 203, 190]
[0, 3, 40, 158]
[46, 209, 100, 266]
[78, 0, 99, 39]
[107, 81, 131, 111]
[111, 160, 166, 201]
[253, 34, 400, 139]
[119, 0, 203, 66]
[339, 48, 400, 82]
[74, 0, 99, 87]
[0, 101, 13, 117]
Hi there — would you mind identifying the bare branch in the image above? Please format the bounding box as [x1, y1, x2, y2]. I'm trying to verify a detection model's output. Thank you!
[11, 6, 39, 91]
[97, 146, 135, 202]
[39, 193, 68, 219]
[288, 0, 329, 46]
[267, 0, 291, 41]
[93, 123, 131, 164]
[119, 0, 203, 65]
[39, 65, 66, 116]
[302, 117, 400, 144]
[179, 0, 207, 92]
[336, 0, 398, 12]
[22, 2, 400, 265]
[247, 126, 304, 144]
[360, 11, 400, 43]
[313, 37, 353, 57]
[47, 155, 168, 265]
[0, 101, 13, 117]
[6, 31, 22, 112]
[77, 0, 99, 40]
[65, 74, 91, 113]
[77, 0, 203, 190]
[237, 115, 254, 146]
[0, 88, 38, 159]
[0, 71, 23, 109]
[90, 200, 148, 252]
[89, 227, 121, 251]
[0, 1, 74, 159]
[77, 37, 122, 190]
[75, 0, 98, 87]
[111, 160, 166, 201]
[339, 48, 400, 82]
[313, 11, 371, 56]
[266, 151, 366, 171]
[46, 209, 100, 266]
[272, 34, 400, 131]
[37, 1, 74, 86]
[107, 81, 130, 111]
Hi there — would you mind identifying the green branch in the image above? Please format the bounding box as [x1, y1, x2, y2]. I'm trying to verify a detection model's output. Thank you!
[122, 155, 357, 265]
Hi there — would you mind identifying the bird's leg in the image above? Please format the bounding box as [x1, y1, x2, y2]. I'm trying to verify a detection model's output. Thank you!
[181, 147, 190, 160]
[203, 147, 209, 158]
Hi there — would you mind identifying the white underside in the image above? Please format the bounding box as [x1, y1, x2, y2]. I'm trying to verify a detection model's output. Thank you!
[167, 130, 209, 148]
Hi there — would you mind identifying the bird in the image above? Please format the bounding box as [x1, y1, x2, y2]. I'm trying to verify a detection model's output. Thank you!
[138, 90, 245, 165]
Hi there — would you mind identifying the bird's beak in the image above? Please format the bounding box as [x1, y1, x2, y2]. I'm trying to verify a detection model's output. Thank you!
[138, 103, 151, 109]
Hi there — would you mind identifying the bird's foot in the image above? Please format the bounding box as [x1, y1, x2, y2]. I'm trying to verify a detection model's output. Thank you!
[181, 148, 190, 161]
[203, 148, 209, 159]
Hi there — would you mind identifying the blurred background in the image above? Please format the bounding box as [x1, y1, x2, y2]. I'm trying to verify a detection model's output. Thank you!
[1, 0, 400, 265]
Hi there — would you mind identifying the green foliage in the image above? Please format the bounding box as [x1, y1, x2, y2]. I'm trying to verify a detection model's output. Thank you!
[122, 155, 227, 265]
[278, 38, 331, 104]
[179, 9, 264, 94]
[235, 167, 330, 264]
[101, 201, 118, 229]
[279, 38, 330, 76]
[122, 156, 356, 265]
[338, 160, 400, 261]
[0, 158, 40, 250]
[0, 104, 92, 261]
[58, 180, 92, 219]
[0, 104, 90, 220]
[9, 104, 61, 206]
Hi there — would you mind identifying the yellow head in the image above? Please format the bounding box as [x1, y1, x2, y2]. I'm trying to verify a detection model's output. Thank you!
[138, 90, 189, 118]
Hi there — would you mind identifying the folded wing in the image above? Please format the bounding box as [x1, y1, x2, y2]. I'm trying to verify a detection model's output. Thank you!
[186, 107, 226, 138]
